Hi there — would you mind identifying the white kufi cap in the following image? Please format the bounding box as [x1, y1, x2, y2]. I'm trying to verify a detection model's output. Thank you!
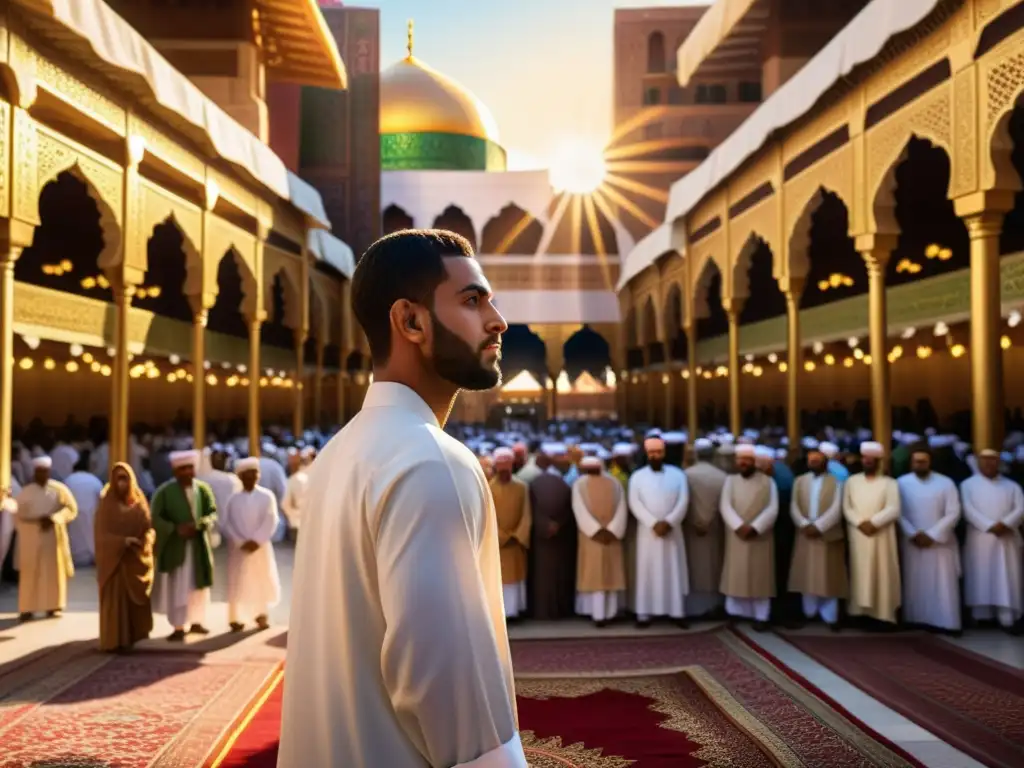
[31, 456, 52, 469]
[860, 441, 885, 458]
[169, 450, 200, 469]
[235, 457, 260, 474]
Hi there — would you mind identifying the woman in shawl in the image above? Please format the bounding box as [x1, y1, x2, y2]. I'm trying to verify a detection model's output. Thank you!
[95, 462, 155, 652]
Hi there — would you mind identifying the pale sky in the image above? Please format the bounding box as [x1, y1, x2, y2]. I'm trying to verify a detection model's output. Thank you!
[368, 0, 713, 169]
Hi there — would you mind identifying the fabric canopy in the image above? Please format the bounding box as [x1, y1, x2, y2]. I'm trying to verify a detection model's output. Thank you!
[676, 0, 768, 87]
[619, 0, 943, 290]
[308, 229, 355, 278]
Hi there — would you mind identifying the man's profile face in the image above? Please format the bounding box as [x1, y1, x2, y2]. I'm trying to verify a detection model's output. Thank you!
[428, 257, 507, 391]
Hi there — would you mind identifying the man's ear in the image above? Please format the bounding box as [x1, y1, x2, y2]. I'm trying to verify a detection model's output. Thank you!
[390, 299, 428, 345]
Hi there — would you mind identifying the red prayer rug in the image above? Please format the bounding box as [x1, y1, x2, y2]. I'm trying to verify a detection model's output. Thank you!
[0, 642, 281, 768]
[213, 629, 923, 767]
[780, 631, 1024, 768]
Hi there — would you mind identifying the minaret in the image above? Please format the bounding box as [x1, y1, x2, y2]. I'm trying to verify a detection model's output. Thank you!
[406, 18, 414, 59]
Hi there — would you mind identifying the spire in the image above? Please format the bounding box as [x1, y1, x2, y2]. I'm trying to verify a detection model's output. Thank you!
[406, 18, 414, 58]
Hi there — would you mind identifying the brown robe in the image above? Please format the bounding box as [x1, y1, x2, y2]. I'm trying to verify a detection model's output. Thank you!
[95, 466, 155, 651]
[490, 476, 531, 584]
[720, 473, 777, 599]
[528, 473, 577, 619]
[573, 474, 626, 593]
[788, 472, 849, 598]
[683, 461, 728, 593]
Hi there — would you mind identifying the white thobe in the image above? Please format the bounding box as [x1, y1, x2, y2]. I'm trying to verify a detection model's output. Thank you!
[222, 486, 281, 624]
[843, 474, 902, 623]
[64, 471, 104, 566]
[961, 474, 1024, 627]
[791, 473, 843, 624]
[628, 466, 689, 620]
[279, 382, 526, 768]
[199, 468, 242, 549]
[720, 477, 779, 622]
[153, 486, 209, 629]
[282, 470, 309, 531]
[572, 475, 629, 622]
[257, 457, 288, 542]
[897, 473, 962, 631]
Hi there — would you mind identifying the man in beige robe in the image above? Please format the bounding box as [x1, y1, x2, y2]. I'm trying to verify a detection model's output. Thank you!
[789, 443, 848, 630]
[15, 456, 78, 620]
[490, 447, 532, 620]
[719, 443, 778, 630]
[843, 441, 901, 627]
[683, 438, 728, 618]
[572, 455, 628, 627]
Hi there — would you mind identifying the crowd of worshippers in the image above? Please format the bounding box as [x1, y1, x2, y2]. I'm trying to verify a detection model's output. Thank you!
[0, 434, 320, 650]
[467, 428, 1023, 635]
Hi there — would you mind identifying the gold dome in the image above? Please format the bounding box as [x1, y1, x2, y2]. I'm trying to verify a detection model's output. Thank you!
[380, 26, 501, 144]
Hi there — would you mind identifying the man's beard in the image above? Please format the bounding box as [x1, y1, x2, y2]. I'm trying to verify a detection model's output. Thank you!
[913, 468, 930, 479]
[811, 465, 826, 475]
[739, 466, 756, 478]
[648, 459, 664, 471]
[430, 310, 501, 391]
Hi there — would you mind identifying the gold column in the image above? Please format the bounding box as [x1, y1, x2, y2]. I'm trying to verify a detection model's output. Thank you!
[313, 337, 325, 429]
[782, 277, 805, 457]
[857, 234, 895, 453]
[109, 283, 133, 465]
[963, 211, 1006, 452]
[0, 247, 21, 494]
[248, 317, 262, 456]
[662, 341, 675, 427]
[191, 308, 208, 452]
[293, 329, 307, 437]
[685, 321, 698, 440]
[723, 299, 744, 436]
[643, 349, 657, 425]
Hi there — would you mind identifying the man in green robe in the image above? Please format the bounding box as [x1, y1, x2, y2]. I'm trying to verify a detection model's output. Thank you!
[152, 449, 218, 641]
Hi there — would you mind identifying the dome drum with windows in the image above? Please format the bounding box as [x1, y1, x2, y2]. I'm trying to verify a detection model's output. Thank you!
[380, 21, 506, 171]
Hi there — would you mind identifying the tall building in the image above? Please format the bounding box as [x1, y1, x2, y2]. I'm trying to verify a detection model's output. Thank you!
[612, 6, 761, 240]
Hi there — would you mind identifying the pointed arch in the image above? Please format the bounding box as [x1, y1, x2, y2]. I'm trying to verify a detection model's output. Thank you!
[870, 131, 953, 236]
[481, 203, 544, 254]
[36, 159, 122, 270]
[382, 204, 413, 236]
[264, 265, 302, 329]
[432, 205, 478, 251]
[662, 280, 684, 341]
[691, 253, 721, 321]
[638, 294, 658, 347]
[731, 232, 771, 300]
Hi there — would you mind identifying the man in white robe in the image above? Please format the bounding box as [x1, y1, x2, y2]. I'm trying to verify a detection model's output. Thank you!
[897, 445, 962, 633]
[14, 457, 78, 619]
[222, 458, 281, 632]
[281, 447, 313, 539]
[198, 446, 240, 550]
[64, 458, 104, 567]
[961, 449, 1023, 634]
[628, 436, 689, 628]
[279, 232, 525, 768]
[719, 444, 779, 629]
[843, 441, 901, 627]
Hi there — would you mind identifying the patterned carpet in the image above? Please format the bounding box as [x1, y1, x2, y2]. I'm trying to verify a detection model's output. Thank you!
[782, 632, 1024, 768]
[0, 640, 282, 768]
[216, 629, 924, 768]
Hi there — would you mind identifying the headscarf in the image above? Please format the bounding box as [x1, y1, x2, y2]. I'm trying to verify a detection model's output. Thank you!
[95, 462, 153, 592]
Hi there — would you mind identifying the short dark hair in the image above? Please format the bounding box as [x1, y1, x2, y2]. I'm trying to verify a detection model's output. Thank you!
[351, 229, 475, 365]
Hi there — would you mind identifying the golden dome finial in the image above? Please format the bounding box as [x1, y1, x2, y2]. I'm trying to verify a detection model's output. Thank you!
[406, 18, 414, 58]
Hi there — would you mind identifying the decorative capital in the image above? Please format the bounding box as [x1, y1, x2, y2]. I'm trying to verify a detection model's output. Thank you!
[963, 211, 1004, 241]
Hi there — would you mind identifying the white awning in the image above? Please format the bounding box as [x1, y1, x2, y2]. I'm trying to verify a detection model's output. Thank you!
[308, 229, 355, 278]
[619, 0, 943, 290]
[676, 0, 769, 87]
[16, 0, 334, 227]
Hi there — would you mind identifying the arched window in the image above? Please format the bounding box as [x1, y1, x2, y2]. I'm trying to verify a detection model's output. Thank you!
[647, 31, 666, 73]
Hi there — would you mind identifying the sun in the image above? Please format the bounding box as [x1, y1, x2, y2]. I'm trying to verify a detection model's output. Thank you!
[548, 138, 608, 195]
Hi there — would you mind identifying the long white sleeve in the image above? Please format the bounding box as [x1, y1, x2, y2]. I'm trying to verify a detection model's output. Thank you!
[719, 477, 744, 531]
[750, 481, 779, 535]
[869, 480, 901, 528]
[250, 493, 280, 545]
[813, 483, 843, 532]
[926, 479, 961, 543]
[572, 481, 602, 538]
[628, 473, 660, 528]
[376, 461, 521, 768]
[960, 481, 994, 531]
[665, 471, 689, 527]
[1004, 482, 1024, 529]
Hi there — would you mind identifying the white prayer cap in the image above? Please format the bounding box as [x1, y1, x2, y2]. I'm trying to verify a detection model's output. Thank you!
[261, 441, 276, 454]
[753, 445, 775, 460]
[735, 444, 756, 458]
[543, 442, 567, 456]
[978, 448, 1000, 459]
[801, 437, 819, 450]
[579, 442, 601, 454]
[818, 441, 839, 459]
[235, 457, 260, 474]
[719, 434, 735, 445]
[900, 433, 921, 446]
[580, 455, 602, 470]
[860, 441, 885, 458]
[597, 448, 612, 461]
[492, 447, 515, 462]
[928, 435, 955, 448]
[31, 456, 52, 469]
[612, 442, 634, 457]
[645, 428, 662, 438]
[775, 448, 788, 460]
[693, 438, 713, 452]
[169, 450, 200, 469]
[743, 429, 760, 439]
[643, 436, 666, 452]
[287, 446, 299, 456]
[662, 431, 686, 445]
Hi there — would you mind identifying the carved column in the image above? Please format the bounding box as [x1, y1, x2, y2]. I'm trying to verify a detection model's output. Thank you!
[108, 283, 134, 465]
[0, 238, 26, 494]
[247, 316, 263, 456]
[685, 321, 698, 440]
[781, 277, 805, 457]
[189, 304, 209, 453]
[722, 298, 744, 436]
[857, 234, 896, 454]
[313, 336, 325, 429]
[293, 329, 307, 437]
